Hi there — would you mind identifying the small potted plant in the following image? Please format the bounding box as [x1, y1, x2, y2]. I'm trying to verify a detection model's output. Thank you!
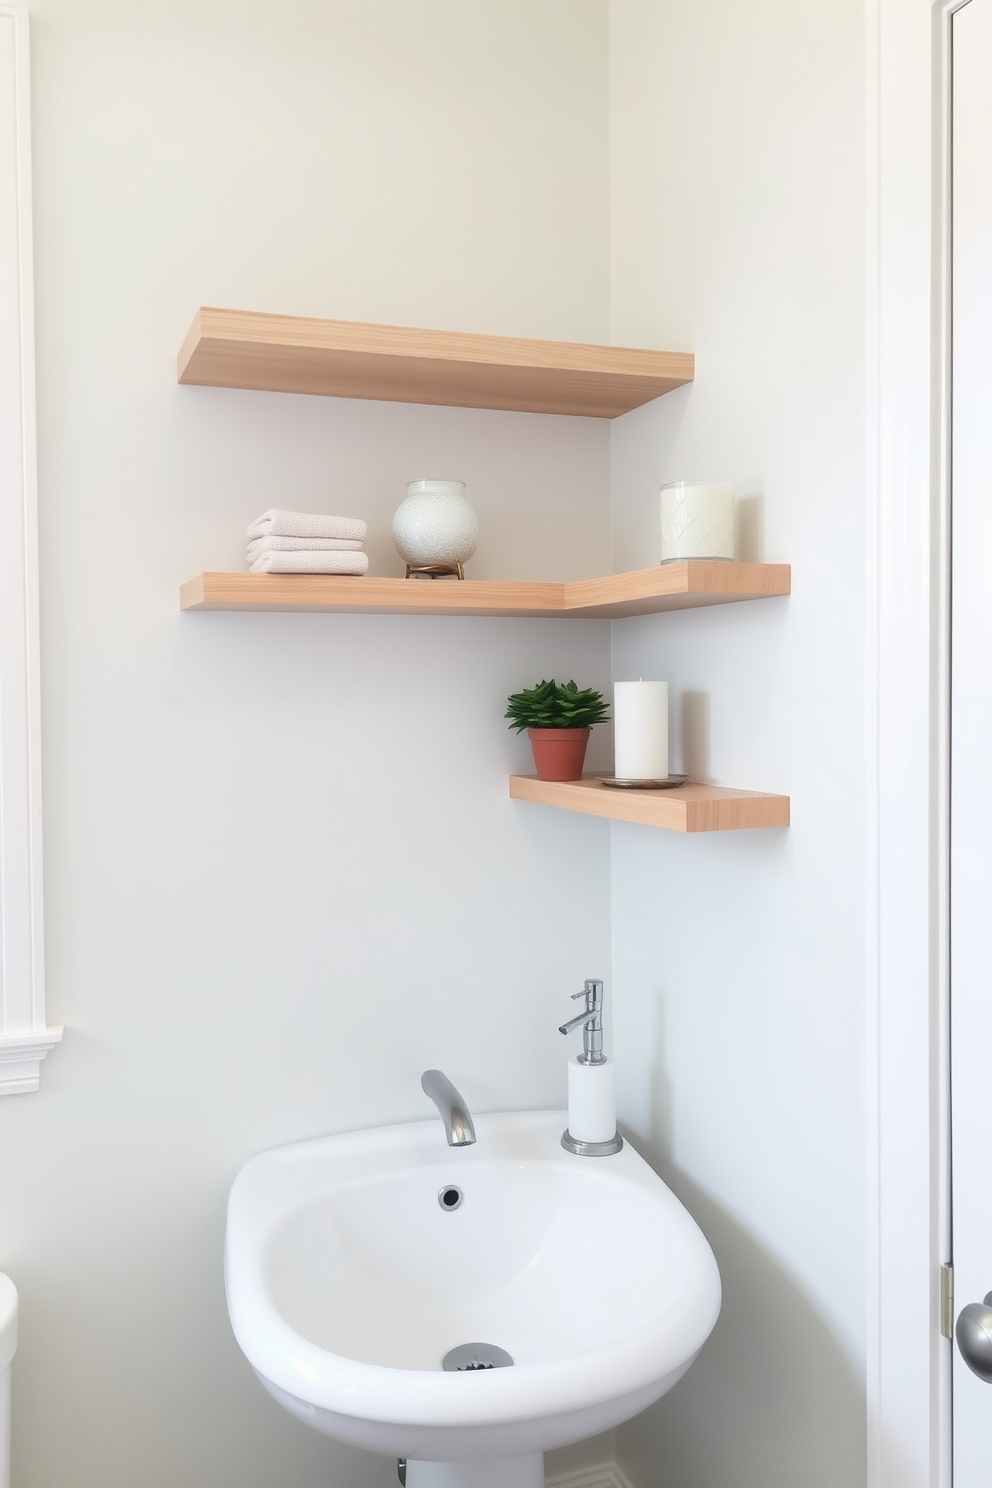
[505, 678, 610, 781]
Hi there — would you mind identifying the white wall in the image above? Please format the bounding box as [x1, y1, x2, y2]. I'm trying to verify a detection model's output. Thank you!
[0, 4, 614, 1485]
[608, 3, 868, 1485]
[0, 3, 876, 1485]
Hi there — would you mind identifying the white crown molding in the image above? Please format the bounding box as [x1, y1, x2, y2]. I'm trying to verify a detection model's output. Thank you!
[546, 1462, 637, 1488]
[0, 5, 58, 1094]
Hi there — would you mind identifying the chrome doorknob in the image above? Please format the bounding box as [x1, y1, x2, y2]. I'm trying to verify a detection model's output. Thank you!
[956, 1292, 992, 1382]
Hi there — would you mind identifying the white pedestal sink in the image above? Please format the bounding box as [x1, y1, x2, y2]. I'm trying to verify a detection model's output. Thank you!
[225, 1111, 720, 1488]
[0, 1273, 17, 1488]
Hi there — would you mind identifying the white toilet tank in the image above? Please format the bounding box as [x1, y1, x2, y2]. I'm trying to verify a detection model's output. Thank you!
[0, 1275, 16, 1488]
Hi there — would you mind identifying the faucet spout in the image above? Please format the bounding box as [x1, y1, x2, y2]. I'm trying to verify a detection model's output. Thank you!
[421, 1070, 477, 1147]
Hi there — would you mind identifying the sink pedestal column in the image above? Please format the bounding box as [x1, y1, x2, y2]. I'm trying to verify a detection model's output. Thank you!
[0, 1275, 16, 1488]
[405, 1454, 544, 1488]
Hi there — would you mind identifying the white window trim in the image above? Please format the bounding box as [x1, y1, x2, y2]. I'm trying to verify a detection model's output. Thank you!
[0, 3, 59, 1092]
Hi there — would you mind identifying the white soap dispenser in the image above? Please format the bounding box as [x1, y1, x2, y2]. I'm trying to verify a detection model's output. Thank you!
[559, 979, 623, 1156]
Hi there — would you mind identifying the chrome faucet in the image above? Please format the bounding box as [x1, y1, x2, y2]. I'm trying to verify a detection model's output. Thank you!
[558, 979, 606, 1064]
[421, 1069, 477, 1147]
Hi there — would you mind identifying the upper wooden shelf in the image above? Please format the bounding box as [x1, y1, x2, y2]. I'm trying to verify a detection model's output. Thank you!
[509, 776, 790, 833]
[180, 561, 790, 616]
[177, 308, 694, 418]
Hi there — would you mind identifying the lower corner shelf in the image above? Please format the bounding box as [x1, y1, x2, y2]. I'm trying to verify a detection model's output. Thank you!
[509, 776, 790, 833]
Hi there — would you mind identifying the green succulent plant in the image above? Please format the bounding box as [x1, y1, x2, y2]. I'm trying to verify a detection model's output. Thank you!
[505, 678, 610, 732]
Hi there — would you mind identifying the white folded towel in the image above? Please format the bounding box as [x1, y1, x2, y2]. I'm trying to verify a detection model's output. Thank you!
[249, 549, 370, 575]
[248, 508, 367, 543]
[247, 535, 364, 561]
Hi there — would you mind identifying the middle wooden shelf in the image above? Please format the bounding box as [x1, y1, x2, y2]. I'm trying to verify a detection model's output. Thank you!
[180, 560, 790, 616]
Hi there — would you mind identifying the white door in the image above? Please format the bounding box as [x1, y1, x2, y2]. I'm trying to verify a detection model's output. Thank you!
[950, 0, 992, 1477]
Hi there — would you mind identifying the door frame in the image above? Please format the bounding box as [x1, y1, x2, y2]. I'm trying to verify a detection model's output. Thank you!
[867, 0, 960, 1482]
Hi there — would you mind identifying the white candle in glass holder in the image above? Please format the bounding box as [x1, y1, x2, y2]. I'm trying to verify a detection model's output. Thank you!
[614, 681, 669, 780]
[660, 481, 735, 561]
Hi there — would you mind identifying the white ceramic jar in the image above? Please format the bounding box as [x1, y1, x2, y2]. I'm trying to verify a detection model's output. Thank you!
[392, 480, 479, 569]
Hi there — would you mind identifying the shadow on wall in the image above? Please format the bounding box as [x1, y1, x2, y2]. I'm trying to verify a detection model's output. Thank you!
[735, 491, 764, 564]
[614, 1026, 866, 1488]
[678, 692, 709, 782]
[616, 1175, 867, 1488]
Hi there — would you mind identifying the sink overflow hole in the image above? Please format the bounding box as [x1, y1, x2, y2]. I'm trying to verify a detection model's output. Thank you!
[438, 1185, 463, 1211]
[442, 1343, 514, 1372]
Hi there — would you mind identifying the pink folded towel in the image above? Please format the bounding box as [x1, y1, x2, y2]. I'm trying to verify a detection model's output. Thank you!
[247, 535, 364, 561]
[247, 508, 367, 543]
[249, 549, 370, 575]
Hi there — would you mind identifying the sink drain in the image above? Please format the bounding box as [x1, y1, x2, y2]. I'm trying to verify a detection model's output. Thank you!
[442, 1343, 514, 1371]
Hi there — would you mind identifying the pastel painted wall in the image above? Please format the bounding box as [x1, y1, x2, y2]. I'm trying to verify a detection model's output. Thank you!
[1, 4, 614, 1486]
[608, 3, 867, 1486]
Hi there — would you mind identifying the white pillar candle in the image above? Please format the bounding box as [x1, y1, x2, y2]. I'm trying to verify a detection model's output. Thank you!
[660, 481, 736, 561]
[614, 680, 669, 780]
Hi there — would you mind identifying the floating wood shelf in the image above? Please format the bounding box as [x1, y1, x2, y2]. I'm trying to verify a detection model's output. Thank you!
[509, 776, 790, 833]
[177, 308, 694, 418]
[180, 561, 790, 616]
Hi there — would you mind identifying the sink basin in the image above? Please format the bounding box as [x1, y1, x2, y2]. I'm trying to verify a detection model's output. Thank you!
[225, 1110, 720, 1467]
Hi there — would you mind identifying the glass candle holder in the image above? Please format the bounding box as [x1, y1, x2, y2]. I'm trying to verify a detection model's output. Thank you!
[660, 481, 735, 562]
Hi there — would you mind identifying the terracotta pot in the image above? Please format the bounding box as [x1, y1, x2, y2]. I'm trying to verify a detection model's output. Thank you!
[527, 727, 591, 782]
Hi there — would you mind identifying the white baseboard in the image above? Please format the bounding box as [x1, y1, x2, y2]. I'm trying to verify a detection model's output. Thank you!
[545, 1461, 637, 1488]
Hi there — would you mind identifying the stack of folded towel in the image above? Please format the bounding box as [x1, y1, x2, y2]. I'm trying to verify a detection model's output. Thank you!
[247, 508, 370, 575]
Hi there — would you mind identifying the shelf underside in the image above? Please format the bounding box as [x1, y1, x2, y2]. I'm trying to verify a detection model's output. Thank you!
[509, 776, 790, 833]
[180, 562, 790, 616]
[177, 308, 694, 418]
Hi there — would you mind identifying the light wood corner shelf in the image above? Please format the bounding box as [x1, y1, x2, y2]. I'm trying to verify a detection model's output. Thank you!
[509, 776, 790, 833]
[180, 561, 790, 616]
[177, 307, 694, 418]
